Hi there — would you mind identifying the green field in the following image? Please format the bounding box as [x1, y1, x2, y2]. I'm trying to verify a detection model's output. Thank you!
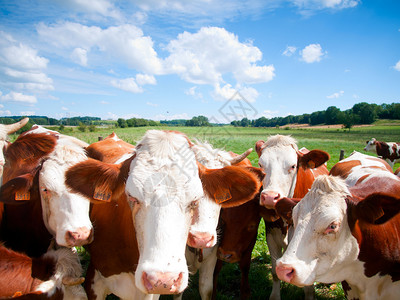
[14, 123, 400, 299]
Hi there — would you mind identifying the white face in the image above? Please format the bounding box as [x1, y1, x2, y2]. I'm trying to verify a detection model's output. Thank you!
[125, 131, 204, 294]
[276, 176, 359, 286]
[0, 140, 6, 186]
[39, 137, 93, 247]
[364, 139, 376, 152]
[259, 145, 298, 198]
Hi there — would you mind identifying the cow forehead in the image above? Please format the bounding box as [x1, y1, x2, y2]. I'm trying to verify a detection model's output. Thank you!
[293, 176, 349, 226]
[260, 145, 297, 167]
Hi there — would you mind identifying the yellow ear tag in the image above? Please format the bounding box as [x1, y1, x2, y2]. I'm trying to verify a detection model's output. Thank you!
[93, 186, 112, 202]
[214, 188, 232, 204]
[15, 192, 30, 201]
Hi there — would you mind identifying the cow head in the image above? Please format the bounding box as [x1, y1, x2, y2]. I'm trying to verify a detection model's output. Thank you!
[1, 126, 93, 247]
[256, 135, 329, 209]
[0, 118, 29, 185]
[275, 175, 400, 287]
[364, 138, 376, 152]
[188, 142, 263, 249]
[66, 130, 262, 294]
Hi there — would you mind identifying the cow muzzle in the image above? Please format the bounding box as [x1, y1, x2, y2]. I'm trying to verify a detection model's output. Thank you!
[260, 191, 281, 209]
[64, 227, 93, 247]
[217, 247, 239, 263]
[187, 231, 215, 248]
[141, 271, 184, 294]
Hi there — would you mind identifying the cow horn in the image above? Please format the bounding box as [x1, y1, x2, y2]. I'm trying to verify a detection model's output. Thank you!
[5, 117, 29, 134]
[230, 148, 253, 165]
[62, 276, 85, 286]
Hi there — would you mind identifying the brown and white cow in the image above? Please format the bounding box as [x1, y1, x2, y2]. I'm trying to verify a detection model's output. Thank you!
[174, 141, 262, 300]
[364, 137, 400, 168]
[254, 135, 329, 300]
[0, 125, 93, 257]
[275, 173, 400, 300]
[66, 130, 262, 298]
[0, 243, 85, 299]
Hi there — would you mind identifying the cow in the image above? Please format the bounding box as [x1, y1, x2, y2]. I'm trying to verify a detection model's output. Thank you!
[65, 130, 263, 298]
[364, 137, 400, 168]
[0, 125, 94, 257]
[275, 173, 400, 300]
[173, 141, 263, 300]
[0, 117, 29, 185]
[0, 243, 85, 299]
[252, 134, 329, 300]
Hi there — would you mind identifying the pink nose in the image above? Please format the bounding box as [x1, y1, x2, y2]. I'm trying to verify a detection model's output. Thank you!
[260, 191, 281, 209]
[276, 263, 295, 283]
[187, 232, 215, 248]
[142, 271, 184, 294]
[65, 227, 93, 246]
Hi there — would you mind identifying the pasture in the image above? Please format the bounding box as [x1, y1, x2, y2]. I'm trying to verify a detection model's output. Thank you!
[13, 123, 400, 299]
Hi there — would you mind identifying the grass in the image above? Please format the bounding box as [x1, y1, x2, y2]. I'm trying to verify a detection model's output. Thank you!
[13, 122, 399, 299]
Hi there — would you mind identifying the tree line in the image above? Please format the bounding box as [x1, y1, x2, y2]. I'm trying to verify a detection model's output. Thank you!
[1, 102, 399, 130]
[231, 102, 400, 129]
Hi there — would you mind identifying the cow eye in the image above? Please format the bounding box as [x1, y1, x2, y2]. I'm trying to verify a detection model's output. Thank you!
[324, 221, 340, 235]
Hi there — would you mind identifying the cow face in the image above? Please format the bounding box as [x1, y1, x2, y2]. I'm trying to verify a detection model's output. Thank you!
[257, 135, 329, 209]
[364, 138, 376, 152]
[66, 130, 262, 295]
[275, 175, 400, 287]
[39, 136, 93, 247]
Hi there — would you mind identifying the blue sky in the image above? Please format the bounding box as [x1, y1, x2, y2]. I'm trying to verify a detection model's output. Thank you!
[0, 0, 399, 122]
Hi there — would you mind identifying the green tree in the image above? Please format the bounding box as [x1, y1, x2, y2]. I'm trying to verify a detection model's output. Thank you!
[117, 118, 127, 128]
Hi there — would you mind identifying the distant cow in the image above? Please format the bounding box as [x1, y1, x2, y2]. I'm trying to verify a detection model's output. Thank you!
[0, 125, 93, 257]
[364, 137, 400, 168]
[66, 130, 262, 298]
[0, 244, 85, 299]
[254, 135, 329, 300]
[275, 174, 400, 300]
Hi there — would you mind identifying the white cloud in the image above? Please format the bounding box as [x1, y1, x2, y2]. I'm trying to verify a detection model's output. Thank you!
[282, 46, 297, 56]
[1, 92, 37, 104]
[111, 78, 143, 93]
[61, 106, 68, 111]
[185, 86, 203, 99]
[37, 22, 163, 74]
[100, 100, 109, 104]
[146, 102, 158, 107]
[327, 90, 344, 98]
[57, 0, 123, 20]
[71, 48, 88, 66]
[164, 27, 275, 85]
[136, 74, 156, 85]
[393, 60, 400, 71]
[290, 0, 360, 12]
[300, 43, 325, 63]
[212, 83, 259, 103]
[0, 31, 53, 93]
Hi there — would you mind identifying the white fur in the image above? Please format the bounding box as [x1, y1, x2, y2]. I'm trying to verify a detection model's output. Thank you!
[277, 175, 400, 299]
[126, 130, 204, 294]
[337, 151, 399, 187]
[258, 135, 299, 199]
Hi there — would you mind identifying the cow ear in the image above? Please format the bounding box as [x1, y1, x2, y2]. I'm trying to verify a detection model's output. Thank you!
[245, 166, 265, 182]
[200, 165, 262, 208]
[275, 197, 301, 225]
[298, 149, 330, 169]
[66, 158, 130, 204]
[355, 193, 400, 225]
[255, 140, 265, 157]
[0, 172, 36, 203]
